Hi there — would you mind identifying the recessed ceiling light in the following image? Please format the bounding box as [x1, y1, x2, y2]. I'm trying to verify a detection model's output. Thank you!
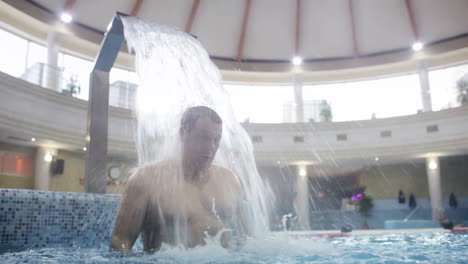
[83, 147, 87, 151]
[60, 12, 73, 23]
[292, 56, 303, 66]
[412, 42, 423, 51]
[429, 160, 437, 170]
[375, 157, 379, 161]
[31, 137, 36, 142]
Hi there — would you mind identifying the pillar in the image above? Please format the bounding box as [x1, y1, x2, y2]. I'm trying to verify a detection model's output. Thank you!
[418, 60, 432, 112]
[45, 31, 62, 91]
[295, 165, 310, 229]
[34, 147, 57, 191]
[293, 73, 304, 123]
[426, 156, 444, 220]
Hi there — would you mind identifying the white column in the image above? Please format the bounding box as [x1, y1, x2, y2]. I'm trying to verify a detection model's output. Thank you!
[418, 60, 432, 112]
[45, 31, 62, 91]
[34, 147, 57, 191]
[293, 73, 304, 123]
[295, 165, 310, 230]
[426, 157, 444, 220]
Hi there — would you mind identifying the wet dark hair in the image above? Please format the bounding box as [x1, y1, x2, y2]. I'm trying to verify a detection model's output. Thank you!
[180, 106, 222, 134]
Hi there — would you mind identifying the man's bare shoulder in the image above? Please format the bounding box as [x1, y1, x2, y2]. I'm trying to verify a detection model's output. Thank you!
[127, 160, 181, 187]
[210, 164, 235, 176]
[209, 164, 241, 187]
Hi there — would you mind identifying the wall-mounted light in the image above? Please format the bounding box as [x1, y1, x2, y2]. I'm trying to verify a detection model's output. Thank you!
[108, 166, 122, 181]
[299, 167, 307, 177]
[292, 56, 303, 66]
[44, 153, 53, 162]
[60, 12, 73, 23]
[412, 42, 423, 51]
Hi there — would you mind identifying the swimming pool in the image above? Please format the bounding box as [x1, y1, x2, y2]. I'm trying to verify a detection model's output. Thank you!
[1, 189, 467, 263]
[2, 232, 467, 263]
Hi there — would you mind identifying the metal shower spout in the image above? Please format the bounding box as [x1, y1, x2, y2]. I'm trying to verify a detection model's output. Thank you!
[85, 12, 130, 193]
[93, 12, 129, 71]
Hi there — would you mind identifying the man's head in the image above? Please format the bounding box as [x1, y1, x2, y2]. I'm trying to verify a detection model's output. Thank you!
[180, 106, 222, 171]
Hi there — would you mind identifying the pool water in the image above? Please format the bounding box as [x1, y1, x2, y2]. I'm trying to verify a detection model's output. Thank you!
[1, 232, 467, 264]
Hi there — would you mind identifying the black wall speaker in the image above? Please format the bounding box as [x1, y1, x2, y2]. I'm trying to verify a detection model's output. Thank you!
[51, 159, 65, 175]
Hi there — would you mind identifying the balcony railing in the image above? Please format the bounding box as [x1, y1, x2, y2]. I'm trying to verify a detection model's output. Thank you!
[14, 62, 137, 110]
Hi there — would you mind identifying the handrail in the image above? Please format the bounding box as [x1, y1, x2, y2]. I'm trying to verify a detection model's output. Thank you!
[404, 206, 421, 221]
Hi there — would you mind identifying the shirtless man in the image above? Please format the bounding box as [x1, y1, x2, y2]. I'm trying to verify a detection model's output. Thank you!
[110, 106, 246, 252]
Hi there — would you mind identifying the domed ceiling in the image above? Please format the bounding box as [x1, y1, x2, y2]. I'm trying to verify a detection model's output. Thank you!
[3, 0, 468, 73]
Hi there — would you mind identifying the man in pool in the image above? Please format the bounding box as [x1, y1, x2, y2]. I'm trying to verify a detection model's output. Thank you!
[110, 106, 247, 252]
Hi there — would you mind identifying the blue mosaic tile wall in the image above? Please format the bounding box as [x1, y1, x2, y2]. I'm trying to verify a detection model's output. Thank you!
[0, 188, 121, 253]
[1, 189, 467, 253]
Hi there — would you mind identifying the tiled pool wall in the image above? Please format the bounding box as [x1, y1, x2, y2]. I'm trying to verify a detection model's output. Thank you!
[0, 188, 121, 252]
[1, 188, 467, 252]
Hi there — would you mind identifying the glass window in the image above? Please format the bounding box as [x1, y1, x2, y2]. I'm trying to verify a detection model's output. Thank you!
[303, 74, 421, 122]
[21, 41, 48, 87]
[128, 71, 140, 86]
[26, 41, 47, 68]
[109, 67, 139, 108]
[224, 84, 293, 123]
[429, 63, 468, 111]
[110, 67, 127, 84]
[0, 28, 28, 77]
[62, 54, 94, 100]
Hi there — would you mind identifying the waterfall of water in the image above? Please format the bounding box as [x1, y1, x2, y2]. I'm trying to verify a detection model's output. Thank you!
[121, 16, 273, 244]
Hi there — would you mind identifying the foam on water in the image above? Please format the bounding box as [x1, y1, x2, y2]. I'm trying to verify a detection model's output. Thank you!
[153, 233, 337, 264]
[3, 232, 467, 263]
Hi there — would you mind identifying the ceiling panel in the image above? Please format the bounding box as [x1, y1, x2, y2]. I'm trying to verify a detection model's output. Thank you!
[353, 0, 413, 55]
[191, 0, 244, 59]
[137, 0, 191, 31]
[301, 0, 354, 59]
[243, 0, 295, 60]
[412, 0, 468, 43]
[34, 0, 64, 11]
[72, 0, 133, 31]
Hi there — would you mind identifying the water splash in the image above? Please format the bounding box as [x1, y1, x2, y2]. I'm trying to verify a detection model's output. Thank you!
[281, 213, 293, 231]
[121, 16, 273, 243]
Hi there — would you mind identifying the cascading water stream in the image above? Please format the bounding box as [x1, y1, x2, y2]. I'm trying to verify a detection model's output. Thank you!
[121, 16, 273, 244]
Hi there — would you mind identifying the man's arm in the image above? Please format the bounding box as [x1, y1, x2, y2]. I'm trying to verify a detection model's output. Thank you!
[221, 171, 252, 249]
[223, 169, 252, 239]
[236, 191, 252, 239]
[110, 173, 148, 252]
